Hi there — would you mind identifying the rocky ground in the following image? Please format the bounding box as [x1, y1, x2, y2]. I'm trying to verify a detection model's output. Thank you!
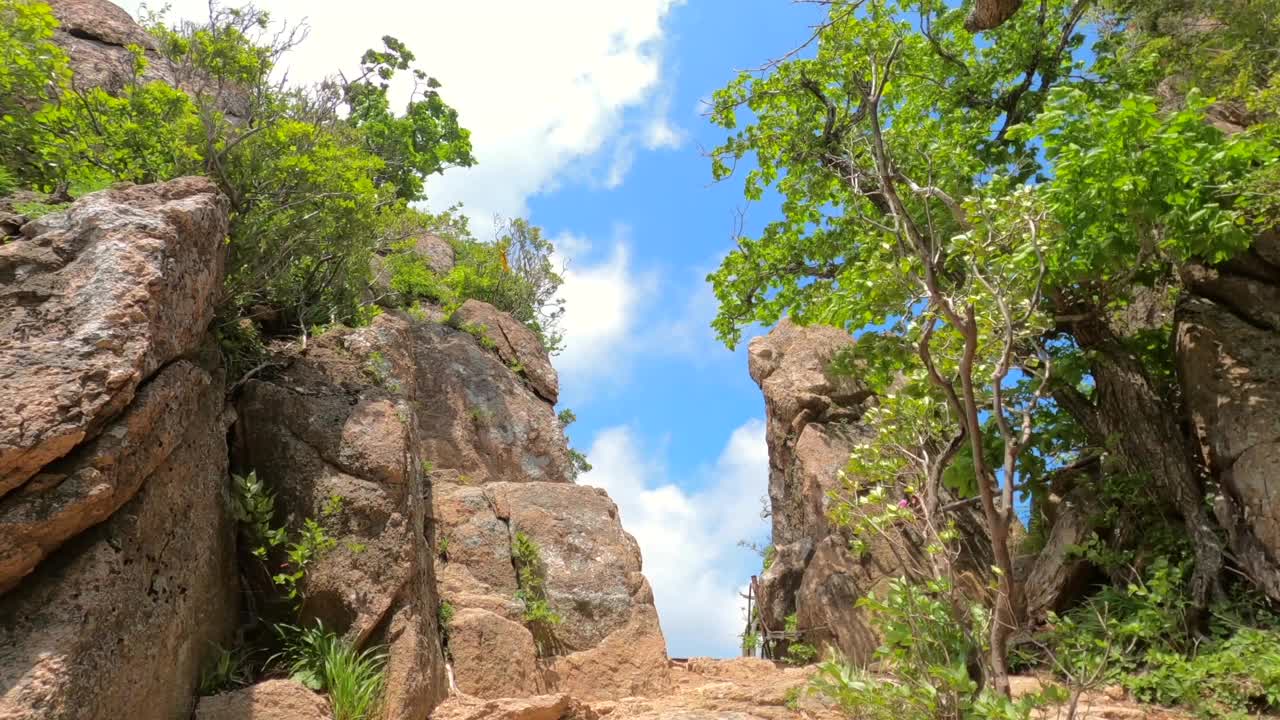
[431, 658, 1189, 720]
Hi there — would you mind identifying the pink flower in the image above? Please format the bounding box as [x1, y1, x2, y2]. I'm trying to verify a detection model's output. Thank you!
[898, 499, 910, 508]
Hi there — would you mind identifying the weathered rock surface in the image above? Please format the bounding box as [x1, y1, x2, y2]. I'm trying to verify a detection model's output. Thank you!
[747, 320, 871, 549]
[1024, 491, 1096, 616]
[46, 0, 250, 118]
[0, 350, 236, 720]
[488, 482, 646, 651]
[1177, 293, 1280, 595]
[450, 608, 543, 698]
[415, 319, 571, 485]
[194, 680, 331, 720]
[235, 313, 449, 720]
[431, 694, 584, 720]
[234, 303, 661, 713]
[434, 659, 1188, 720]
[748, 319, 995, 663]
[436, 480, 672, 699]
[542, 602, 672, 700]
[454, 299, 560, 404]
[0, 176, 228, 498]
[434, 658, 834, 720]
[0, 359, 216, 591]
[748, 320, 887, 663]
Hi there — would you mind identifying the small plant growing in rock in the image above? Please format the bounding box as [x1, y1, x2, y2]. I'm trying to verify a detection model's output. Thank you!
[438, 600, 455, 634]
[437, 533, 450, 561]
[783, 613, 818, 666]
[567, 448, 592, 480]
[363, 351, 395, 389]
[512, 531, 562, 639]
[455, 320, 497, 350]
[557, 409, 592, 480]
[322, 493, 345, 518]
[404, 299, 431, 322]
[273, 621, 387, 720]
[198, 642, 253, 696]
[273, 519, 337, 603]
[467, 406, 494, 425]
[231, 471, 286, 558]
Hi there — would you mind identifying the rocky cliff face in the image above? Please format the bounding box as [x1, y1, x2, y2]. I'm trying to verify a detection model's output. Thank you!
[0, 177, 237, 719]
[1176, 231, 1280, 600]
[0, 3, 673, 717]
[751, 231, 1280, 658]
[747, 320, 996, 665]
[0, 178, 668, 719]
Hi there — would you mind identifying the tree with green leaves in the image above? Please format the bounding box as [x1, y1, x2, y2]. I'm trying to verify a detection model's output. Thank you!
[707, 0, 1277, 697]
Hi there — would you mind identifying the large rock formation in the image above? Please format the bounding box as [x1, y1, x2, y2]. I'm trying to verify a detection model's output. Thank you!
[747, 320, 998, 664]
[194, 680, 332, 720]
[234, 313, 450, 720]
[0, 178, 236, 720]
[45, 0, 250, 119]
[1176, 231, 1280, 599]
[232, 297, 669, 712]
[747, 320, 888, 664]
[0, 176, 227, 502]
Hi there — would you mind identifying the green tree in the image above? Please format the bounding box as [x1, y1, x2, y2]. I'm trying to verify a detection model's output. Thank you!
[0, 0, 70, 187]
[340, 35, 476, 201]
[706, 0, 1276, 695]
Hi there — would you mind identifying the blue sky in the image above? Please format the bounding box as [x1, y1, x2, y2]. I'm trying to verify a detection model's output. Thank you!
[526, 2, 830, 658]
[153, 0, 826, 658]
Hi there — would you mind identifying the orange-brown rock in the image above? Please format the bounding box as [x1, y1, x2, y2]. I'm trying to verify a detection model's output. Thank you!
[543, 603, 672, 701]
[415, 319, 571, 485]
[0, 177, 228, 498]
[235, 313, 449, 720]
[450, 608, 543, 698]
[431, 694, 586, 720]
[453, 299, 559, 404]
[0, 350, 236, 720]
[193, 680, 331, 720]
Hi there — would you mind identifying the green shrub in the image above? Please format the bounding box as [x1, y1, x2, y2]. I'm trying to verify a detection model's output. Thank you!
[198, 642, 253, 695]
[1128, 628, 1280, 717]
[1037, 556, 1280, 718]
[0, 166, 16, 197]
[808, 578, 1063, 719]
[0, 0, 71, 186]
[446, 218, 564, 353]
[12, 199, 62, 219]
[273, 621, 387, 720]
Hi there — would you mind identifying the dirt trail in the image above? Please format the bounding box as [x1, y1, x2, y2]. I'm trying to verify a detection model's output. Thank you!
[431, 658, 1188, 720]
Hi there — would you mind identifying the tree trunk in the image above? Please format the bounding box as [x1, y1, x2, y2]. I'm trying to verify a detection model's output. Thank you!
[964, 0, 1025, 31]
[1063, 313, 1225, 609]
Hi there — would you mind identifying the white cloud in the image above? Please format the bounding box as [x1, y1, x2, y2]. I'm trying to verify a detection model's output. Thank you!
[151, 0, 683, 221]
[551, 228, 659, 390]
[579, 419, 771, 658]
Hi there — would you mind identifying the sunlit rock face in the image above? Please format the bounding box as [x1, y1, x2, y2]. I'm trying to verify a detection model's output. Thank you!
[748, 319, 997, 664]
[0, 177, 236, 720]
[1176, 230, 1280, 599]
